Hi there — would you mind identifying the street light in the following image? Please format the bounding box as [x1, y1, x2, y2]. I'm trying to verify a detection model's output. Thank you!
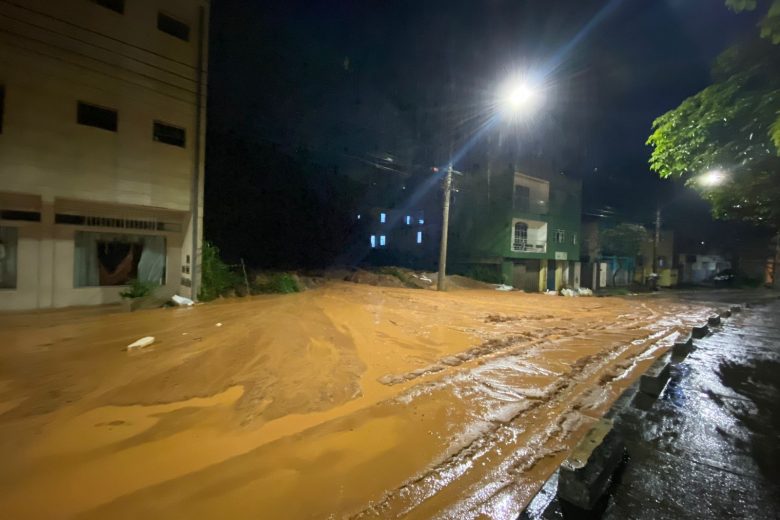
[699, 169, 727, 187]
[498, 77, 544, 117]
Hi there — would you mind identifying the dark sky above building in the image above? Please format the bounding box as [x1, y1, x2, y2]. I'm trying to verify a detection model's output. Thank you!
[208, 0, 761, 244]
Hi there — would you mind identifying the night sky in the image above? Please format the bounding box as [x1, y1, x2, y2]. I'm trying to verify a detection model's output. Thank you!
[206, 0, 764, 260]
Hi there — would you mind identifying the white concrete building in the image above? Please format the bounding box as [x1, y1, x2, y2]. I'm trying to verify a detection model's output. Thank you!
[0, 0, 209, 309]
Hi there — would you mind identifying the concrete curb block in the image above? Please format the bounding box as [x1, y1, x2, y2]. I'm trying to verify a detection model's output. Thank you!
[639, 354, 671, 397]
[707, 314, 721, 326]
[672, 335, 694, 361]
[692, 324, 709, 339]
[557, 418, 625, 510]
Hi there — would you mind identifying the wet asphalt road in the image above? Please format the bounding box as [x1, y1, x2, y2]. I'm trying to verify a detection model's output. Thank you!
[522, 290, 780, 520]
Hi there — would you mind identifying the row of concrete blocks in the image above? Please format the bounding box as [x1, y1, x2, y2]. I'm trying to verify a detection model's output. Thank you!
[555, 305, 741, 511]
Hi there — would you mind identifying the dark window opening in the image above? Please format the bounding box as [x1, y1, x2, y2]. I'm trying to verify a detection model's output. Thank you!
[77, 102, 117, 131]
[90, 0, 124, 14]
[153, 121, 186, 147]
[1, 210, 41, 222]
[74, 232, 166, 287]
[157, 12, 190, 41]
[0, 85, 5, 134]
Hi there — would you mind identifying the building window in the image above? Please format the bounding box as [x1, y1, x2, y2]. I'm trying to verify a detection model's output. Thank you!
[405, 215, 411, 225]
[0, 85, 4, 134]
[77, 102, 117, 132]
[513, 222, 528, 251]
[572, 233, 577, 245]
[370, 235, 376, 248]
[416, 231, 423, 244]
[513, 185, 530, 212]
[379, 235, 387, 246]
[0, 226, 18, 289]
[74, 231, 166, 287]
[417, 211, 425, 225]
[157, 12, 190, 41]
[380, 212, 386, 223]
[90, 0, 124, 14]
[555, 229, 565, 243]
[153, 121, 186, 147]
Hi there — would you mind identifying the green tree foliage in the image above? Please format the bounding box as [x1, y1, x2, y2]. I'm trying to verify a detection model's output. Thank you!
[600, 224, 648, 257]
[600, 223, 648, 285]
[648, 2, 780, 228]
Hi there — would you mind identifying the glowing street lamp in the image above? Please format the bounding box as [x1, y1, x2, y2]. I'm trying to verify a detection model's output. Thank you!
[699, 169, 727, 187]
[498, 77, 543, 117]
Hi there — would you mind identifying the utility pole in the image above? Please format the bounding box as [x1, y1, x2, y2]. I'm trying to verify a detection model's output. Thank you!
[652, 208, 661, 274]
[437, 163, 454, 291]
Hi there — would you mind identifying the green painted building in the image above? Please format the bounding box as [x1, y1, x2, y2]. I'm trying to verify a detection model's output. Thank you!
[449, 165, 582, 292]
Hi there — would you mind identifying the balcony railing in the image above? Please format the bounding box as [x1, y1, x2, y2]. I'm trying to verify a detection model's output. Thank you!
[512, 240, 547, 253]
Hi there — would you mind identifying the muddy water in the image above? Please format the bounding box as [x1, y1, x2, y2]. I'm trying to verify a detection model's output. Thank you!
[0, 284, 713, 519]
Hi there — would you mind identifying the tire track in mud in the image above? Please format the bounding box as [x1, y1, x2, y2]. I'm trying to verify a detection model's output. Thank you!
[374, 309, 661, 387]
[352, 323, 681, 519]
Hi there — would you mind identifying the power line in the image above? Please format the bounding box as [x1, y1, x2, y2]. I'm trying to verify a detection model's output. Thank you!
[0, 10, 199, 85]
[0, 27, 198, 97]
[0, 0, 201, 71]
[0, 33, 201, 107]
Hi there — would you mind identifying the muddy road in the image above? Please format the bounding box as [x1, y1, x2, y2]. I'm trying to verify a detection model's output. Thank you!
[0, 283, 714, 519]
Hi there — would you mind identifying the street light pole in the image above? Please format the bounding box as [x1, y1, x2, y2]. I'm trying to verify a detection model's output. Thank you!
[437, 163, 453, 291]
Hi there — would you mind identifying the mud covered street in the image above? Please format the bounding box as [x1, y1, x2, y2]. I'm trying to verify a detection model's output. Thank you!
[0, 284, 715, 519]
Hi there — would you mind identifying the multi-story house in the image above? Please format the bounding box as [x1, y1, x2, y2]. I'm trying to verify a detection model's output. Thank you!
[0, 0, 209, 309]
[449, 166, 582, 292]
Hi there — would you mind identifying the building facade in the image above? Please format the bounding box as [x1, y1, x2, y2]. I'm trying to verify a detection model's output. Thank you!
[0, 0, 208, 310]
[449, 167, 582, 292]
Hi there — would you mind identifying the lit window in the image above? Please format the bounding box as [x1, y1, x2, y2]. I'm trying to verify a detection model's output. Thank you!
[405, 215, 411, 225]
[370, 235, 376, 248]
[379, 235, 386, 246]
[417, 211, 425, 225]
[380, 212, 386, 223]
[555, 229, 565, 243]
[357, 214, 361, 220]
[416, 231, 422, 244]
[572, 233, 577, 245]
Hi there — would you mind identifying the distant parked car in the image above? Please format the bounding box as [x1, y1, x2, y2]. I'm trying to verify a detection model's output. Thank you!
[711, 268, 735, 285]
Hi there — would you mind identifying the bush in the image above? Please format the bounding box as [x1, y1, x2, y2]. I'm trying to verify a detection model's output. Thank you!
[119, 279, 158, 299]
[252, 272, 300, 294]
[199, 241, 241, 301]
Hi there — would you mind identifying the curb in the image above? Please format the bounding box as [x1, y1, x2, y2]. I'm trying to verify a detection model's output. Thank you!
[557, 418, 626, 511]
